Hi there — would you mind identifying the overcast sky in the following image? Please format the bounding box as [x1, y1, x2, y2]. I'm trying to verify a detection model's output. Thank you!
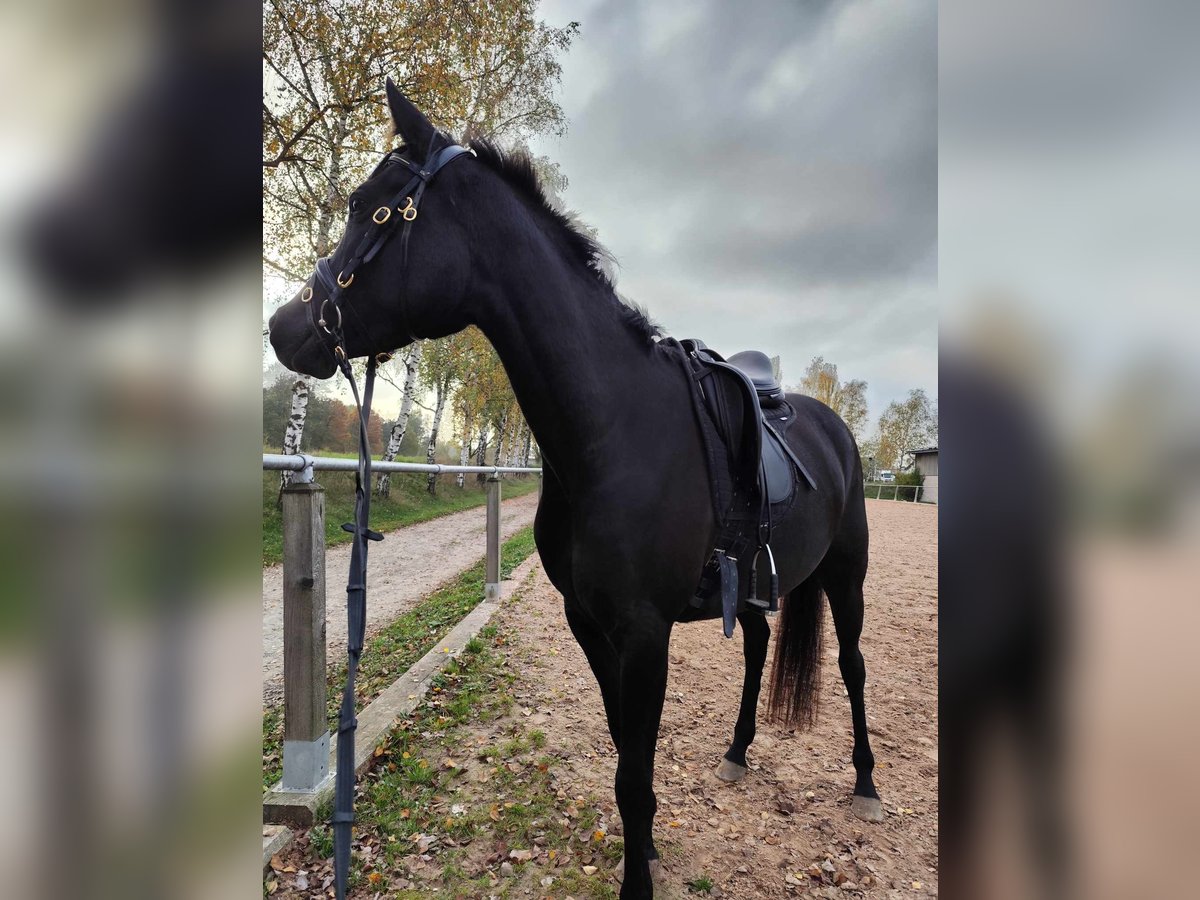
[529, 0, 937, 421]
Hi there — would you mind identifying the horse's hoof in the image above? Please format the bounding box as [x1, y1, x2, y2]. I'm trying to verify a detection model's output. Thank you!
[715, 758, 748, 783]
[851, 795, 884, 823]
[615, 855, 663, 884]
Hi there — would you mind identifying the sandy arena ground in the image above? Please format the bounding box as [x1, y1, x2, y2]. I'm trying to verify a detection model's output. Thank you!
[269, 498, 937, 898]
[485, 498, 939, 898]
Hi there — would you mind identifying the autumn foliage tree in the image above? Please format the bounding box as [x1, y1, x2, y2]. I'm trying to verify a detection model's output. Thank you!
[263, 0, 577, 458]
[793, 356, 869, 443]
[870, 389, 937, 471]
[264, 0, 578, 278]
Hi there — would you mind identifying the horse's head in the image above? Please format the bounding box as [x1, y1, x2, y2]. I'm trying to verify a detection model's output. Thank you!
[269, 81, 475, 378]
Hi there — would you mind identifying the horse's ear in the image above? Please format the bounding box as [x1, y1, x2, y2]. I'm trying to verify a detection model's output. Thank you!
[386, 78, 435, 149]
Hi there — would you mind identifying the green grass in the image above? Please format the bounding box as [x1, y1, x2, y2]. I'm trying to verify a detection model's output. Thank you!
[688, 874, 715, 893]
[263, 526, 539, 788]
[274, 613, 618, 899]
[262, 469, 539, 566]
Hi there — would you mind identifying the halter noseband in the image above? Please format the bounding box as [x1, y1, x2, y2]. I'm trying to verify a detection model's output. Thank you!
[302, 139, 472, 374]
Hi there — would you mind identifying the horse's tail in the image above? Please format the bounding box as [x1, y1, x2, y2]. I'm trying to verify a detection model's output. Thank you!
[766, 573, 825, 729]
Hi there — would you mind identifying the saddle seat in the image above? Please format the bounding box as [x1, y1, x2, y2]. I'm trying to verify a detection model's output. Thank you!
[727, 350, 785, 408]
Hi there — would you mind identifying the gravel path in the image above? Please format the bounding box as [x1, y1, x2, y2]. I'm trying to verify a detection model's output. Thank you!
[262, 491, 539, 702]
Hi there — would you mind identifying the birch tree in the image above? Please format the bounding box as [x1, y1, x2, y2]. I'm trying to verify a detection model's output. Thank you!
[419, 332, 477, 495]
[519, 424, 533, 469]
[452, 381, 483, 489]
[279, 377, 311, 489]
[375, 343, 423, 496]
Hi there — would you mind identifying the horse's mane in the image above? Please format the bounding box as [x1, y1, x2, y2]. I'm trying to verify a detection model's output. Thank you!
[466, 137, 663, 346]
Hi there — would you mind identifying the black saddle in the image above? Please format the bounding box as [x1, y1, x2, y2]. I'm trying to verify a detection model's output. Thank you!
[727, 350, 785, 408]
[670, 338, 817, 636]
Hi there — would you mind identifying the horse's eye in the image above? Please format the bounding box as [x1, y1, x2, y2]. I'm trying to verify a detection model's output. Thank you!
[349, 198, 362, 214]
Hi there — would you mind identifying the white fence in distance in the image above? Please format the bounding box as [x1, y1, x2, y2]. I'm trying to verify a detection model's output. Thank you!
[863, 481, 930, 503]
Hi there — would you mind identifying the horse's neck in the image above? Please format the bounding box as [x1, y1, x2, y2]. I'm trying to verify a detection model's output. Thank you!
[474, 261, 668, 494]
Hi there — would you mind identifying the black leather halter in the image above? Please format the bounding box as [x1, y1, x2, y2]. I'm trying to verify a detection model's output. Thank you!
[302, 139, 472, 368]
[297, 137, 471, 900]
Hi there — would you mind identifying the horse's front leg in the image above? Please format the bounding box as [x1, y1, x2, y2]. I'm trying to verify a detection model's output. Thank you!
[717, 610, 771, 782]
[564, 596, 623, 751]
[611, 617, 671, 899]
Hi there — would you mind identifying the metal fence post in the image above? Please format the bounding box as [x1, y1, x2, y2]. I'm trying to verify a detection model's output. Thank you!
[485, 475, 501, 600]
[280, 480, 330, 793]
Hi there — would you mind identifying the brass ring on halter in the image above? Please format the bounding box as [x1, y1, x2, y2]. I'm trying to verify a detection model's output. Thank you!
[375, 351, 393, 365]
[334, 345, 346, 361]
[337, 270, 355, 288]
[300, 286, 313, 303]
[372, 206, 392, 224]
[399, 197, 417, 221]
[318, 298, 342, 335]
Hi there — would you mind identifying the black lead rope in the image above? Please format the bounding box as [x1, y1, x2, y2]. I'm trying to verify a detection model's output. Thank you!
[333, 353, 381, 899]
[307, 140, 472, 900]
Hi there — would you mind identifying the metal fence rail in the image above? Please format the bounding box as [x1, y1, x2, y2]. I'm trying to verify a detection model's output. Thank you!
[264, 452, 541, 480]
[262, 452, 541, 810]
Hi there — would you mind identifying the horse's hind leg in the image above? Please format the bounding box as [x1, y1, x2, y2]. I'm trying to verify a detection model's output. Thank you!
[716, 611, 770, 782]
[820, 550, 884, 822]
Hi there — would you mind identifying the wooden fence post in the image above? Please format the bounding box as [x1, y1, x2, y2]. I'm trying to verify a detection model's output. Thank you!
[280, 480, 330, 793]
[485, 476, 501, 600]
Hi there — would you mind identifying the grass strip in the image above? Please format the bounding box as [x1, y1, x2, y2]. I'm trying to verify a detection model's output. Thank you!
[267, 605, 621, 899]
[263, 526, 538, 788]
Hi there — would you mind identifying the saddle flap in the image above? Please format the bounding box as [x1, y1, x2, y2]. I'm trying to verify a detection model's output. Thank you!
[760, 424, 794, 505]
[693, 358, 762, 491]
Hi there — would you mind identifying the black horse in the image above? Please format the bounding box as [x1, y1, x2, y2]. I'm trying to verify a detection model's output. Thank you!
[269, 82, 881, 899]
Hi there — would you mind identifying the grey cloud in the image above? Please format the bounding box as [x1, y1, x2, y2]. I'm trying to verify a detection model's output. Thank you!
[533, 0, 937, 418]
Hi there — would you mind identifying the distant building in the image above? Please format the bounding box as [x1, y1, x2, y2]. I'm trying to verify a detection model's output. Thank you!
[909, 446, 938, 504]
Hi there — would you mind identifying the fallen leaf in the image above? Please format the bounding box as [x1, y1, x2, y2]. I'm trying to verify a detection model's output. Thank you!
[509, 849, 533, 862]
[582, 865, 598, 876]
[367, 872, 381, 885]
